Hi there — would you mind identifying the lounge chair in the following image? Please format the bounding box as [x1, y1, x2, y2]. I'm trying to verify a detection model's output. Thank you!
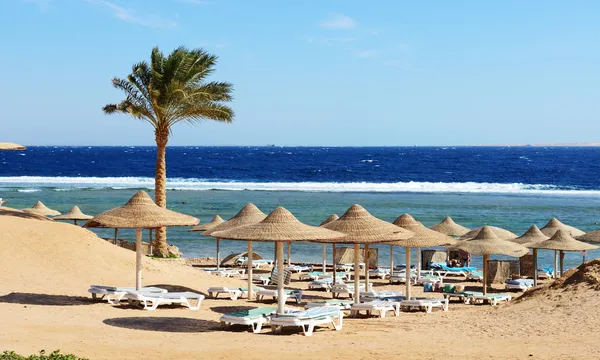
[299, 271, 346, 281]
[284, 265, 312, 273]
[331, 282, 369, 299]
[236, 257, 274, 268]
[466, 270, 483, 281]
[443, 291, 483, 302]
[416, 275, 443, 285]
[220, 306, 277, 333]
[305, 299, 354, 310]
[88, 285, 167, 302]
[368, 268, 390, 279]
[350, 299, 400, 318]
[270, 306, 343, 336]
[464, 293, 512, 306]
[253, 268, 293, 286]
[400, 298, 449, 313]
[335, 264, 355, 272]
[256, 289, 303, 304]
[505, 279, 534, 291]
[434, 265, 477, 278]
[213, 269, 246, 277]
[308, 277, 340, 291]
[207, 286, 264, 300]
[360, 290, 404, 302]
[122, 291, 205, 310]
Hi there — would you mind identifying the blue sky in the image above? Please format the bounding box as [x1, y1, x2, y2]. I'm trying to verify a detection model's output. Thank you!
[1, 0, 599, 146]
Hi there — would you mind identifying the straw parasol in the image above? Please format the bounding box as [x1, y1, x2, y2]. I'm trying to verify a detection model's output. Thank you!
[318, 204, 413, 303]
[430, 216, 470, 237]
[576, 230, 600, 243]
[212, 207, 345, 314]
[450, 226, 528, 295]
[319, 214, 339, 275]
[188, 215, 224, 232]
[510, 225, 549, 286]
[85, 191, 198, 290]
[460, 226, 517, 240]
[0, 142, 26, 150]
[53, 206, 93, 225]
[390, 213, 457, 299]
[539, 218, 585, 278]
[202, 203, 267, 299]
[22, 201, 61, 217]
[529, 229, 598, 280]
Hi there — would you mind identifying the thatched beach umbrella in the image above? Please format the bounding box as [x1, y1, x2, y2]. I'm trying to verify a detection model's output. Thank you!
[319, 204, 413, 303]
[203, 204, 267, 299]
[188, 215, 224, 232]
[85, 191, 198, 290]
[450, 226, 528, 295]
[430, 216, 470, 237]
[212, 207, 344, 314]
[22, 201, 61, 217]
[460, 226, 517, 240]
[319, 214, 339, 274]
[391, 213, 457, 299]
[53, 206, 93, 226]
[510, 225, 549, 286]
[576, 230, 600, 243]
[529, 229, 598, 280]
[0, 142, 26, 150]
[539, 218, 585, 278]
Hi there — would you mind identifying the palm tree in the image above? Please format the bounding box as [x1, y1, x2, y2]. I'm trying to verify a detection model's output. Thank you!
[103, 46, 234, 256]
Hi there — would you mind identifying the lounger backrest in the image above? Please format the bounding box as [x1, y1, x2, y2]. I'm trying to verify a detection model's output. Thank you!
[270, 268, 292, 285]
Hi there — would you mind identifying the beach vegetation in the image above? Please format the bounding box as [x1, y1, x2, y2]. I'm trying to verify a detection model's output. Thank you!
[0, 350, 88, 360]
[102, 46, 234, 256]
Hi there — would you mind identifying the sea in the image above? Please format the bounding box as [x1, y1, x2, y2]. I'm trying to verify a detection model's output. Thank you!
[2, 146, 600, 270]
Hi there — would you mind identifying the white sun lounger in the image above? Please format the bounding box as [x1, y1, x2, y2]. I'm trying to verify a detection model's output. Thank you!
[505, 279, 534, 291]
[285, 265, 312, 273]
[220, 306, 277, 333]
[443, 291, 483, 302]
[256, 289, 303, 304]
[368, 268, 391, 279]
[207, 286, 264, 300]
[464, 293, 512, 306]
[400, 298, 449, 313]
[88, 285, 167, 302]
[305, 299, 354, 310]
[236, 257, 274, 268]
[466, 271, 483, 281]
[360, 290, 404, 302]
[350, 300, 401, 318]
[270, 306, 343, 336]
[331, 283, 370, 299]
[123, 291, 205, 310]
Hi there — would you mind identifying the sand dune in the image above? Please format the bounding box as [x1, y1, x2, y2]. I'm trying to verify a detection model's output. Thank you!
[1, 215, 599, 359]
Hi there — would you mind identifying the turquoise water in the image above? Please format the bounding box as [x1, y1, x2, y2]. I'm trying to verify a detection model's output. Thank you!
[4, 189, 599, 270]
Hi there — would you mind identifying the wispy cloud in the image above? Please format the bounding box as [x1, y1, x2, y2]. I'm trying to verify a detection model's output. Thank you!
[319, 14, 357, 29]
[354, 50, 377, 58]
[85, 0, 177, 29]
[22, 0, 51, 11]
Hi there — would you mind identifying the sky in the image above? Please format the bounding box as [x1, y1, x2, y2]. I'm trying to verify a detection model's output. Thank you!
[1, 0, 599, 146]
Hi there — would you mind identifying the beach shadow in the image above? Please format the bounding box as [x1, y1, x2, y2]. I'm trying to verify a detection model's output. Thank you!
[103, 317, 220, 333]
[0, 292, 93, 306]
[148, 284, 207, 296]
[210, 305, 256, 315]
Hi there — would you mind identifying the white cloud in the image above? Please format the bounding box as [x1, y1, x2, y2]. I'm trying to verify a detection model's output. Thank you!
[319, 14, 357, 29]
[85, 0, 177, 29]
[22, 0, 51, 11]
[354, 50, 377, 58]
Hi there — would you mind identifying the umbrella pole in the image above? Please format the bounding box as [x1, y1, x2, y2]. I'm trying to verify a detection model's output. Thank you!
[114, 228, 119, 245]
[148, 229, 153, 256]
[287, 241, 292, 265]
[559, 250, 564, 277]
[248, 241, 253, 300]
[406, 247, 412, 300]
[364, 244, 370, 292]
[389, 245, 394, 284]
[216, 238, 221, 271]
[332, 244, 337, 295]
[135, 228, 142, 291]
[322, 244, 327, 273]
[554, 250, 558, 278]
[353, 244, 360, 304]
[74, 220, 78, 226]
[276, 242, 285, 314]
[533, 249, 538, 287]
[483, 254, 489, 296]
[416, 247, 421, 279]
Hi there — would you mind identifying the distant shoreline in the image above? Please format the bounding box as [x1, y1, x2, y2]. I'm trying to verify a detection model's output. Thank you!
[8, 143, 600, 147]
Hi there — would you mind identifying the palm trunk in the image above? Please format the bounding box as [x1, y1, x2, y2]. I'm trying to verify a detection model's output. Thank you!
[154, 129, 169, 257]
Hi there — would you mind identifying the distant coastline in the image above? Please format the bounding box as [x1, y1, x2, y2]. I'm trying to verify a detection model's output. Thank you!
[476, 142, 600, 147]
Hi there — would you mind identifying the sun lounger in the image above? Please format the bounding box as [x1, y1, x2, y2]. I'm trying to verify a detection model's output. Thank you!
[122, 291, 205, 310]
[305, 299, 354, 310]
[207, 286, 264, 300]
[360, 290, 404, 302]
[505, 279, 534, 291]
[416, 275, 443, 285]
[443, 290, 482, 302]
[308, 277, 340, 291]
[350, 300, 400, 318]
[270, 306, 343, 336]
[220, 306, 277, 333]
[285, 265, 312, 273]
[236, 257, 274, 268]
[256, 289, 303, 304]
[466, 270, 483, 281]
[400, 298, 449, 313]
[464, 293, 512, 306]
[368, 268, 390, 279]
[212, 269, 246, 277]
[299, 271, 346, 281]
[331, 282, 369, 299]
[88, 285, 167, 302]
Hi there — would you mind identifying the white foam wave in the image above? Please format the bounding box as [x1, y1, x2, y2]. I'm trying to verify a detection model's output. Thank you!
[0, 176, 597, 195]
[17, 188, 41, 193]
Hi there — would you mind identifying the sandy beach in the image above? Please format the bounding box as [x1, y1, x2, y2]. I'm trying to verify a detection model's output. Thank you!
[1, 210, 598, 360]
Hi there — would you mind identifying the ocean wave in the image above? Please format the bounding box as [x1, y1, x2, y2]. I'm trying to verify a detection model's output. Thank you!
[0, 176, 598, 195]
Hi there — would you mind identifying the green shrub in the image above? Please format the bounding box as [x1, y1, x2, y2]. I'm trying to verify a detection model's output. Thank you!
[0, 350, 88, 360]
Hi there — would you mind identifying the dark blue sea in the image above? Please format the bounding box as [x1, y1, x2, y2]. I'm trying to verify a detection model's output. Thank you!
[1, 146, 600, 269]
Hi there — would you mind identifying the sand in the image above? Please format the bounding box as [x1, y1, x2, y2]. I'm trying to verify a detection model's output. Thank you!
[1, 215, 599, 360]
